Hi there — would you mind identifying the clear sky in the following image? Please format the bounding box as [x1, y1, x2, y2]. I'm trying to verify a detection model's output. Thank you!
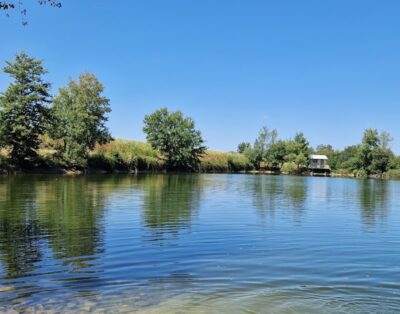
[1, 0, 399, 153]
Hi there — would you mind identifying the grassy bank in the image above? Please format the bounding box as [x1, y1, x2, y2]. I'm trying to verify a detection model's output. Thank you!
[88, 140, 165, 172]
[1, 139, 253, 174]
[88, 140, 253, 173]
[2, 139, 399, 178]
[199, 150, 253, 172]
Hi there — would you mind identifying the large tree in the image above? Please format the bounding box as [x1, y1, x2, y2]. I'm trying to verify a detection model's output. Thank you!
[0, 52, 51, 167]
[51, 73, 112, 167]
[143, 108, 206, 171]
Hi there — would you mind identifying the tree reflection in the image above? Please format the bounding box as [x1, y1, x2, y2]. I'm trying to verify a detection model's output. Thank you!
[140, 174, 201, 241]
[251, 175, 307, 221]
[251, 175, 283, 219]
[0, 176, 43, 279]
[0, 175, 110, 282]
[283, 178, 307, 207]
[36, 176, 108, 268]
[358, 179, 389, 228]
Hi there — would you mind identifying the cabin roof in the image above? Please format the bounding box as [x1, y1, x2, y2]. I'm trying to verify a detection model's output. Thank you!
[310, 154, 328, 160]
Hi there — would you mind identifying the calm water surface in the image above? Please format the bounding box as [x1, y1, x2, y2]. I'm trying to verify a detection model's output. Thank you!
[0, 174, 399, 313]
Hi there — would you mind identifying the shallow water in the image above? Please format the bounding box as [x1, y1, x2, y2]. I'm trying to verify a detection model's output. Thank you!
[0, 174, 399, 313]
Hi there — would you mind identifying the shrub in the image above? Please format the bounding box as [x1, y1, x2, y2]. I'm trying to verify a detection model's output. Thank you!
[281, 162, 297, 174]
[388, 169, 400, 180]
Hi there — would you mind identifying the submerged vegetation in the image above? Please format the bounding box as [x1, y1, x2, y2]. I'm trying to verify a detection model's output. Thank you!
[0, 52, 399, 178]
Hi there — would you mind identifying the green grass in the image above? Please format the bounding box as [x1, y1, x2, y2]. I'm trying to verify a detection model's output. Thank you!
[89, 141, 253, 173]
[387, 169, 400, 180]
[199, 150, 253, 172]
[89, 139, 165, 172]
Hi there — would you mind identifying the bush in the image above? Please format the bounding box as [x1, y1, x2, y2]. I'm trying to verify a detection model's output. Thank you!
[388, 169, 400, 180]
[281, 162, 297, 174]
[355, 169, 368, 178]
[332, 168, 353, 177]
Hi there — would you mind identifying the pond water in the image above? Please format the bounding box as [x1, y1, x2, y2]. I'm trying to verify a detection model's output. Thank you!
[0, 174, 399, 313]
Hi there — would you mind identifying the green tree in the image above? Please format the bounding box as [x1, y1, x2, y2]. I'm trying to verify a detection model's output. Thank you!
[282, 132, 311, 172]
[379, 131, 393, 149]
[293, 132, 310, 154]
[244, 126, 278, 169]
[362, 128, 379, 147]
[244, 145, 264, 169]
[143, 108, 206, 171]
[237, 142, 250, 154]
[285, 152, 308, 171]
[336, 145, 360, 170]
[51, 73, 112, 167]
[0, 52, 51, 167]
[316, 144, 334, 155]
[370, 147, 394, 174]
[266, 140, 287, 169]
[352, 129, 395, 175]
[254, 126, 278, 153]
[315, 144, 340, 170]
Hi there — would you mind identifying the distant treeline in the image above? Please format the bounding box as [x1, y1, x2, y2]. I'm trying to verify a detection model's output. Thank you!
[0, 52, 399, 178]
[237, 127, 400, 178]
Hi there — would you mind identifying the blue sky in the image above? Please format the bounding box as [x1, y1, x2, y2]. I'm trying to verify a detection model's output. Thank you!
[1, 0, 399, 153]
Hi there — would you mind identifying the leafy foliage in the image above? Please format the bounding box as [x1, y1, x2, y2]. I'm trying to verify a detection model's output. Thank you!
[265, 140, 287, 169]
[315, 129, 396, 176]
[0, 52, 51, 167]
[143, 108, 206, 171]
[237, 142, 250, 154]
[1, 1, 61, 25]
[51, 73, 112, 167]
[243, 126, 278, 169]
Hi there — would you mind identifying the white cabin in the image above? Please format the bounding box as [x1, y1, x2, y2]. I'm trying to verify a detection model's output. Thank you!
[309, 155, 329, 170]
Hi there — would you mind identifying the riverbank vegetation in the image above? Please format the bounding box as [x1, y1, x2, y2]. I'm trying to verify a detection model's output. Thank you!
[0, 52, 399, 178]
[237, 127, 400, 179]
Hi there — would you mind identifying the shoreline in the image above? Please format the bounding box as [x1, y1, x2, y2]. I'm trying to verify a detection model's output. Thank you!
[0, 167, 397, 180]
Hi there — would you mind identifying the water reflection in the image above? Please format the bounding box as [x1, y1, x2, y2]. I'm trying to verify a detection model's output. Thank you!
[251, 175, 282, 219]
[36, 177, 108, 268]
[140, 174, 201, 241]
[283, 177, 307, 209]
[358, 179, 390, 228]
[0, 174, 399, 313]
[0, 176, 43, 279]
[0, 175, 109, 299]
[251, 175, 307, 221]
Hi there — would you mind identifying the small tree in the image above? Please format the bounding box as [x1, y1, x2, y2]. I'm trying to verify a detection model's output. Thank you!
[379, 131, 393, 149]
[243, 146, 264, 169]
[362, 128, 379, 147]
[143, 108, 206, 171]
[237, 142, 250, 154]
[0, 52, 51, 167]
[51, 73, 112, 167]
[244, 126, 278, 169]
